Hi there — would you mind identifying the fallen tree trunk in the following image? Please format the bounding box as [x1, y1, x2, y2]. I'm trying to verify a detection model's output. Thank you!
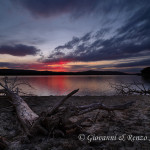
[0, 83, 39, 132]
[47, 89, 79, 116]
[75, 101, 135, 116]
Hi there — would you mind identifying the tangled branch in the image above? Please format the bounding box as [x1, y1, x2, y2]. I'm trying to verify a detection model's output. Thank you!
[110, 81, 150, 95]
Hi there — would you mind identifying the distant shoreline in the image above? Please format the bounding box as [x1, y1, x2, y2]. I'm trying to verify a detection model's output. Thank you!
[0, 69, 137, 76]
[0, 74, 137, 76]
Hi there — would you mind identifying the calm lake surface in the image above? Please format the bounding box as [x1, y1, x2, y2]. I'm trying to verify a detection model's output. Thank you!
[0, 75, 150, 96]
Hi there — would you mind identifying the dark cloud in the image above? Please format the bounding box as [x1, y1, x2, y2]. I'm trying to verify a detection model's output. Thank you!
[0, 62, 49, 70]
[13, 0, 143, 18]
[54, 33, 92, 52]
[115, 59, 150, 68]
[44, 31, 150, 63]
[68, 64, 112, 72]
[80, 32, 91, 42]
[118, 5, 150, 35]
[14, 0, 99, 18]
[44, 2, 150, 65]
[0, 62, 18, 68]
[55, 37, 80, 51]
[0, 62, 31, 69]
[0, 44, 40, 56]
[94, 28, 110, 39]
[116, 6, 150, 45]
[48, 51, 65, 60]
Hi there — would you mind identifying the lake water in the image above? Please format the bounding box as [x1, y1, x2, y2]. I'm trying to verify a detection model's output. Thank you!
[0, 75, 150, 96]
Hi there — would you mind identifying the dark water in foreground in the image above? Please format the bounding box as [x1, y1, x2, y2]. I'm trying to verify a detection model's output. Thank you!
[0, 75, 149, 96]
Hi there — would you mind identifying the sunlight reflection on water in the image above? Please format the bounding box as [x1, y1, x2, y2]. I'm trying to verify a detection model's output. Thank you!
[0, 75, 149, 96]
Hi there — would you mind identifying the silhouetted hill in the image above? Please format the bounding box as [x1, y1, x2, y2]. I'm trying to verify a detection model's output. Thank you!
[0, 69, 130, 76]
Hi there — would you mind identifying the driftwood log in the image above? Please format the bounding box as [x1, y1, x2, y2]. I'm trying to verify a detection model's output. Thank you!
[0, 77, 135, 148]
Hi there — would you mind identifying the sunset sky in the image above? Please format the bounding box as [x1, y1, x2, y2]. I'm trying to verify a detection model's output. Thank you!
[0, 0, 150, 72]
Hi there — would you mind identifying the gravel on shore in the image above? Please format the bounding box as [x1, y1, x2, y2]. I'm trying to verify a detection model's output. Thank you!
[0, 95, 150, 150]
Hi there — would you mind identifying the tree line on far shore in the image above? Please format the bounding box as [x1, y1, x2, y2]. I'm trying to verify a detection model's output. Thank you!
[141, 67, 150, 79]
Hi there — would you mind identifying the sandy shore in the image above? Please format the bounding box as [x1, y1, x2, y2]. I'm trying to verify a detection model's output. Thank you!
[0, 95, 150, 149]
